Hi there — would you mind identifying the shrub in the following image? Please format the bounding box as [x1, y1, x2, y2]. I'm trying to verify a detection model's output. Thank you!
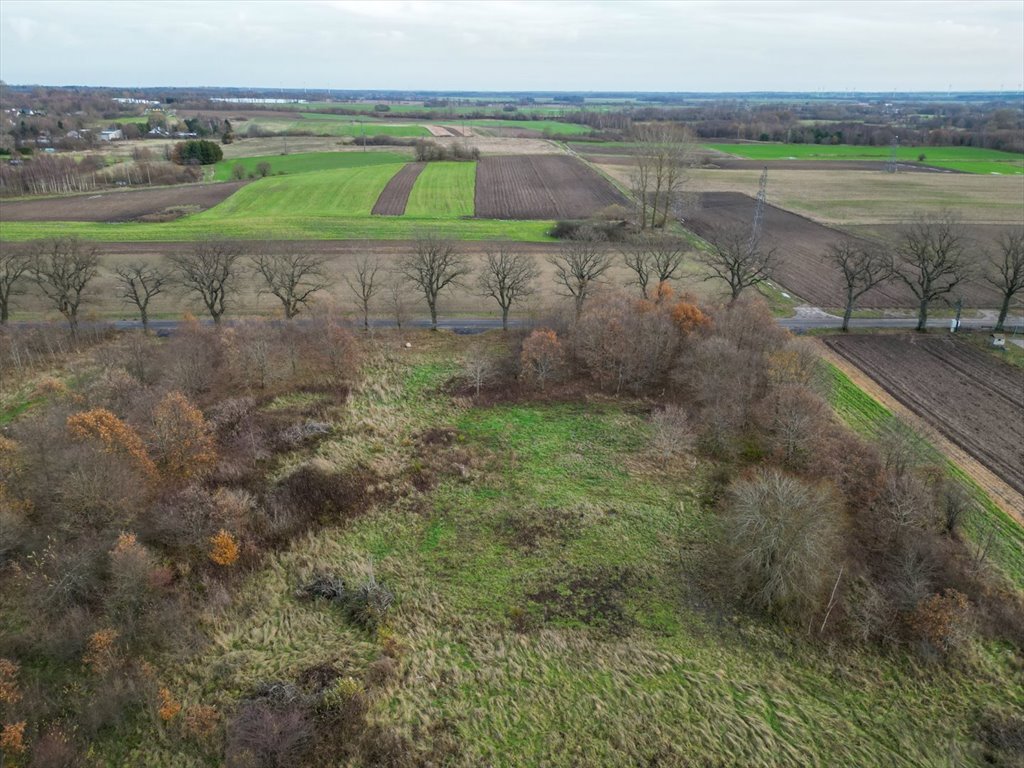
[83, 628, 120, 673]
[255, 161, 271, 178]
[911, 589, 973, 656]
[209, 529, 240, 567]
[649, 405, 695, 458]
[67, 408, 157, 479]
[171, 140, 223, 165]
[231, 163, 246, 180]
[520, 329, 565, 390]
[0, 658, 21, 704]
[151, 391, 218, 481]
[157, 687, 182, 721]
[0, 721, 26, 754]
[225, 699, 312, 768]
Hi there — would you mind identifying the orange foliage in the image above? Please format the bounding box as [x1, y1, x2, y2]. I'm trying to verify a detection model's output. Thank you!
[110, 531, 140, 556]
[183, 704, 220, 740]
[208, 529, 240, 567]
[67, 408, 157, 478]
[912, 589, 972, 652]
[152, 392, 218, 481]
[671, 299, 711, 336]
[0, 658, 21, 705]
[158, 687, 181, 721]
[0, 721, 26, 754]
[83, 628, 119, 672]
[520, 329, 564, 390]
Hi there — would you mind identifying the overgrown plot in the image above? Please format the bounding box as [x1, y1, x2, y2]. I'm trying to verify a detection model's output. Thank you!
[475, 155, 629, 220]
[371, 162, 426, 215]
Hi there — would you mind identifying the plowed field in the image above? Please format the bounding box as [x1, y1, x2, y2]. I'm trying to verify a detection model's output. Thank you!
[474, 155, 628, 219]
[825, 334, 1024, 495]
[371, 163, 425, 215]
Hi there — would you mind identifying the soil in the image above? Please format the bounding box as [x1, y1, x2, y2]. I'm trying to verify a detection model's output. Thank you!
[1, 181, 248, 222]
[684, 192, 1002, 308]
[424, 125, 454, 137]
[371, 162, 425, 216]
[824, 334, 1024, 497]
[474, 155, 628, 220]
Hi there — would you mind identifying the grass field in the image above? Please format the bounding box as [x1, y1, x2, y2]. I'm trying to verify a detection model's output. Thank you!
[103, 335, 1024, 767]
[404, 161, 476, 217]
[460, 118, 593, 136]
[705, 143, 1024, 174]
[211, 150, 409, 181]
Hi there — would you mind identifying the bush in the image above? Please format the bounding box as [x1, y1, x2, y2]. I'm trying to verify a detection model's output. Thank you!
[413, 139, 479, 162]
[171, 140, 223, 166]
[520, 329, 565, 390]
[550, 219, 632, 242]
[225, 699, 312, 768]
[231, 163, 246, 180]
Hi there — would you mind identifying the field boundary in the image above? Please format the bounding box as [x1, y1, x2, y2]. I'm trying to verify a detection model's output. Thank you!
[815, 339, 1024, 524]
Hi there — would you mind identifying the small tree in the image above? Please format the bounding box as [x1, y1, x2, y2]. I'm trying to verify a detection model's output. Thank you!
[620, 234, 686, 299]
[549, 232, 612, 318]
[0, 246, 31, 324]
[827, 239, 893, 331]
[114, 262, 169, 332]
[252, 250, 331, 319]
[151, 391, 217, 481]
[255, 161, 272, 178]
[400, 233, 468, 330]
[697, 226, 777, 302]
[894, 212, 970, 332]
[344, 255, 381, 331]
[520, 328, 565, 390]
[386, 275, 409, 329]
[463, 344, 492, 397]
[649, 404, 695, 458]
[31, 236, 100, 338]
[169, 240, 244, 324]
[478, 245, 538, 330]
[984, 229, 1024, 332]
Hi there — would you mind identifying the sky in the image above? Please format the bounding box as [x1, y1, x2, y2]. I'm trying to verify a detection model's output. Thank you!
[1, 0, 1022, 92]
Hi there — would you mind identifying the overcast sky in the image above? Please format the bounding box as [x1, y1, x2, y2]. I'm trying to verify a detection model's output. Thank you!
[1, 0, 1022, 92]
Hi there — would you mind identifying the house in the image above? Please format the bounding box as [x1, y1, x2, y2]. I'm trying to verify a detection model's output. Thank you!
[146, 126, 170, 138]
[100, 128, 123, 141]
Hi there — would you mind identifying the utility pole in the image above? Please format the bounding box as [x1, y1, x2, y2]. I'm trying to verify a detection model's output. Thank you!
[748, 167, 768, 257]
[886, 134, 899, 173]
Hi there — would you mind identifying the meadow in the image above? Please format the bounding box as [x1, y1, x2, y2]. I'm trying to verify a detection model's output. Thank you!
[211, 150, 410, 181]
[704, 143, 1024, 174]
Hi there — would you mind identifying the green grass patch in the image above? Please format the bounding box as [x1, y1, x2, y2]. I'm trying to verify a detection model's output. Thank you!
[460, 118, 593, 136]
[211, 150, 408, 181]
[404, 162, 476, 218]
[704, 143, 1024, 174]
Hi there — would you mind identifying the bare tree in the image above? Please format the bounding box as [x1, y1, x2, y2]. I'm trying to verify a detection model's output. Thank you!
[696, 226, 777, 302]
[478, 245, 538, 330]
[629, 123, 694, 229]
[114, 262, 169, 332]
[549, 232, 612, 318]
[827, 239, 893, 331]
[0, 246, 31, 324]
[894, 213, 970, 332]
[984, 229, 1024, 332]
[386, 274, 409, 329]
[463, 343, 493, 397]
[169, 240, 244, 324]
[400, 233, 468, 330]
[252, 249, 331, 320]
[620, 234, 687, 299]
[31, 236, 100, 338]
[344, 255, 381, 331]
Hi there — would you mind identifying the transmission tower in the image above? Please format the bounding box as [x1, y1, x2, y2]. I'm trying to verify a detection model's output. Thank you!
[748, 167, 768, 256]
[886, 134, 899, 173]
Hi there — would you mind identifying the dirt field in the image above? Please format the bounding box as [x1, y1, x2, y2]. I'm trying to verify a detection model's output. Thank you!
[684, 192, 1003, 308]
[475, 155, 628, 219]
[424, 125, 455, 137]
[0, 181, 248, 222]
[371, 163, 424, 215]
[825, 334, 1024, 495]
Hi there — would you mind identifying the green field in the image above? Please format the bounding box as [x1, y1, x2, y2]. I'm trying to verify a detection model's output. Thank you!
[460, 118, 593, 136]
[704, 143, 1024, 174]
[404, 161, 476, 217]
[211, 150, 409, 181]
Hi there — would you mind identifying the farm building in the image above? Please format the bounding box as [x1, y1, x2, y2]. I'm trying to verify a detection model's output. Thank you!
[99, 128, 123, 141]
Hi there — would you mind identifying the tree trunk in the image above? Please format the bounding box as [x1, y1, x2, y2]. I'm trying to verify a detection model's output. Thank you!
[140, 306, 149, 333]
[428, 300, 438, 330]
[0, 302, 8, 324]
[995, 294, 1010, 332]
[363, 306, 369, 331]
[916, 298, 929, 332]
[501, 306, 509, 331]
[842, 291, 854, 332]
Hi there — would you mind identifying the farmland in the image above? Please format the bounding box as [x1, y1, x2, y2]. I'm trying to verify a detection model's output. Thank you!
[475, 155, 629, 219]
[371, 162, 426, 215]
[704, 143, 1024, 175]
[211, 150, 409, 181]
[404, 161, 476, 217]
[825, 334, 1024, 495]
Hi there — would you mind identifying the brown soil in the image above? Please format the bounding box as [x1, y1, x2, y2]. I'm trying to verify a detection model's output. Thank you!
[371, 163, 424, 216]
[475, 155, 628, 220]
[684, 192, 1002, 308]
[424, 125, 454, 137]
[824, 334, 1024, 499]
[1, 181, 247, 222]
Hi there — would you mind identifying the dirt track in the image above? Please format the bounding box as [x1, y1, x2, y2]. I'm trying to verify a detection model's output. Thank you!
[684, 192, 1002, 308]
[371, 163, 424, 215]
[825, 334, 1024, 497]
[475, 155, 628, 219]
[0, 181, 248, 222]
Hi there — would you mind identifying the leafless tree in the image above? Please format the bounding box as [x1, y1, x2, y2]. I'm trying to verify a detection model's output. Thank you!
[114, 262, 169, 332]
[984, 229, 1024, 332]
[31, 236, 100, 338]
[697, 226, 777, 302]
[620, 234, 687, 299]
[0, 245, 31, 324]
[252, 249, 331, 320]
[400, 233, 468, 330]
[386, 274, 409, 329]
[478, 245, 538, 330]
[894, 213, 970, 332]
[649, 404, 695, 458]
[344, 255, 381, 331]
[169, 240, 244, 324]
[463, 344, 492, 397]
[549, 232, 613, 318]
[827, 239, 893, 331]
[629, 123, 694, 229]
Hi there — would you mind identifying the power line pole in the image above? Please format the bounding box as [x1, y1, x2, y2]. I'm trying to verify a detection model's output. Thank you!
[886, 134, 899, 173]
[749, 166, 768, 257]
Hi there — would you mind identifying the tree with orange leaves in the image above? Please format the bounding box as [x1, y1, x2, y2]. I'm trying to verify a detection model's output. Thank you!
[151, 392, 217, 481]
[209, 529, 240, 566]
[67, 408, 157, 478]
[520, 329, 565, 390]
